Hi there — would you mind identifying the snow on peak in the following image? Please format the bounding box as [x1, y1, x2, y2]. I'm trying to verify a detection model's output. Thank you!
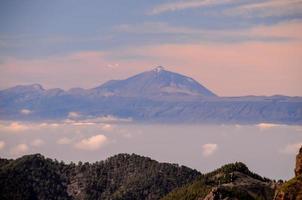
[31, 84, 44, 90]
[153, 66, 164, 73]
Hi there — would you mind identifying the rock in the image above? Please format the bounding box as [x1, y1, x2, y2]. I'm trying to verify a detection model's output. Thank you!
[295, 146, 302, 177]
[274, 146, 302, 200]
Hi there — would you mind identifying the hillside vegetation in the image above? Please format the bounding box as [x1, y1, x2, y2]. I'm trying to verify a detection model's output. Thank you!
[0, 153, 200, 200]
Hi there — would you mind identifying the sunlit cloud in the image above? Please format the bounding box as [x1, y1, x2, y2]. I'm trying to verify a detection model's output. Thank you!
[0, 141, 5, 150]
[10, 143, 29, 156]
[31, 139, 45, 147]
[202, 143, 218, 157]
[0, 122, 30, 132]
[235, 124, 242, 129]
[74, 134, 108, 151]
[280, 142, 302, 155]
[20, 109, 32, 115]
[100, 124, 114, 131]
[57, 137, 73, 145]
[72, 122, 96, 126]
[256, 123, 282, 130]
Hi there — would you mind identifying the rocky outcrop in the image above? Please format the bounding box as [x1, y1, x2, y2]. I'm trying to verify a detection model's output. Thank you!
[274, 146, 302, 200]
[295, 147, 302, 177]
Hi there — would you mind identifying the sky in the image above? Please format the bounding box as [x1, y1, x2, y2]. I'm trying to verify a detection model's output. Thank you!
[0, 0, 302, 96]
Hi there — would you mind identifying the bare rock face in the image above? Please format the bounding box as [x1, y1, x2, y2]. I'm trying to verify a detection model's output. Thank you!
[274, 146, 302, 200]
[295, 146, 302, 177]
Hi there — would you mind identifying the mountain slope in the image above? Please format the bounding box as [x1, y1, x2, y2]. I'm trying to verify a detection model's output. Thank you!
[161, 162, 275, 200]
[1, 153, 285, 200]
[0, 153, 200, 200]
[91, 66, 217, 97]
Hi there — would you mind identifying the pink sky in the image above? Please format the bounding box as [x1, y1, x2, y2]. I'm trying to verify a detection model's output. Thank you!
[0, 20, 301, 96]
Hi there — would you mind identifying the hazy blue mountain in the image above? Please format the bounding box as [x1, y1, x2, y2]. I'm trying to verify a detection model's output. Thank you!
[0, 67, 301, 124]
[90, 66, 217, 98]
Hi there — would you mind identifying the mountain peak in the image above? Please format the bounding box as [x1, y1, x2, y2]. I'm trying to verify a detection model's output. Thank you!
[93, 66, 217, 98]
[4, 83, 44, 93]
[29, 84, 44, 90]
[153, 66, 165, 73]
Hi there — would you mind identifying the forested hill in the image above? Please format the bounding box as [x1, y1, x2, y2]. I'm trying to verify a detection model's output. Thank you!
[0, 153, 200, 200]
[2, 152, 301, 200]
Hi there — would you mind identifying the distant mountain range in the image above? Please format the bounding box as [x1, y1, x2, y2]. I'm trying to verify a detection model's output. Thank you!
[0, 66, 301, 124]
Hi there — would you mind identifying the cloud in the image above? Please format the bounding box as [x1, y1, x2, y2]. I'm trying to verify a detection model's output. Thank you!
[0, 122, 29, 132]
[74, 134, 108, 151]
[280, 142, 302, 155]
[149, 0, 236, 15]
[115, 22, 202, 34]
[0, 141, 5, 150]
[31, 139, 44, 147]
[20, 109, 32, 115]
[256, 123, 282, 130]
[68, 112, 81, 119]
[116, 20, 302, 42]
[202, 143, 218, 157]
[71, 122, 96, 126]
[150, 0, 302, 18]
[86, 116, 133, 123]
[62, 116, 132, 125]
[100, 124, 114, 131]
[57, 137, 72, 145]
[10, 143, 29, 156]
[225, 0, 302, 18]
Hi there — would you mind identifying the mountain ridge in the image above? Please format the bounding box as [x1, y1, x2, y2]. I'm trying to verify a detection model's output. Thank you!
[0, 66, 301, 124]
[0, 153, 274, 200]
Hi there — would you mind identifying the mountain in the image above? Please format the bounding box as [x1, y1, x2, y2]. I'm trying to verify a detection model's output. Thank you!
[0, 153, 200, 200]
[162, 162, 275, 200]
[0, 66, 302, 124]
[4, 151, 301, 200]
[91, 66, 217, 98]
[1, 148, 301, 200]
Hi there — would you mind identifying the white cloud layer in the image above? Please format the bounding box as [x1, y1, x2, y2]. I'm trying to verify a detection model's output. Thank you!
[74, 134, 108, 151]
[202, 143, 218, 157]
[10, 143, 29, 156]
